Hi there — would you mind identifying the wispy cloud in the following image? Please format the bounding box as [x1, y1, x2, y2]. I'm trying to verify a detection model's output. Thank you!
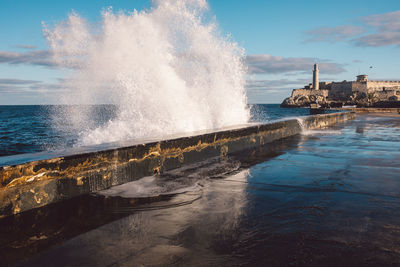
[304, 26, 365, 43]
[0, 78, 43, 85]
[245, 54, 346, 75]
[362, 10, 400, 32]
[352, 32, 400, 47]
[353, 32, 400, 47]
[353, 10, 400, 47]
[305, 10, 400, 48]
[0, 77, 66, 94]
[12, 44, 38, 50]
[0, 50, 55, 67]
[246, 78, 311, 91]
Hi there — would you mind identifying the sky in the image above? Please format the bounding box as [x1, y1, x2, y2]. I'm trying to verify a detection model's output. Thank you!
[0, 0, 399, 104]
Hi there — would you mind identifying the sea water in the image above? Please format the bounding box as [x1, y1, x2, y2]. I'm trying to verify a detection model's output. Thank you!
[1, 0, 316, 157]
[0, 104, 310, 157]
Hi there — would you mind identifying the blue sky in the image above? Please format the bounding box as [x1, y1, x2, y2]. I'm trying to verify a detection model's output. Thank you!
[0, 0, 399, 104]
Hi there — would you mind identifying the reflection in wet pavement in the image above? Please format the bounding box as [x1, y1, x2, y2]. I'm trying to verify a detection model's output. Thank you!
[2, 114, 400, 266]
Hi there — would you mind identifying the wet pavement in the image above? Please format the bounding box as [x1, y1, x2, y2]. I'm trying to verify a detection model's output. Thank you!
[2, 113, 400, 266]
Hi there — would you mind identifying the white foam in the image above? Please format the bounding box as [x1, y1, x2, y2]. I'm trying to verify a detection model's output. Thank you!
[296, 117, 306, 132]
[44, 0, 249, 146]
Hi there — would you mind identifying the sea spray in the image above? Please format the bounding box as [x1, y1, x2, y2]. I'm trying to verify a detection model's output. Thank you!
[296, 117, 306, 132]
[44, 0, 250, 146]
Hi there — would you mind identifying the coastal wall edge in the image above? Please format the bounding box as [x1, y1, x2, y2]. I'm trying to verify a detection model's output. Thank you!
[0, 112, 355, 217]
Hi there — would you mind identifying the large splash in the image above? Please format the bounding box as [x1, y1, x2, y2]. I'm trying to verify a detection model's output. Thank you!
[44, 0, 249, 146]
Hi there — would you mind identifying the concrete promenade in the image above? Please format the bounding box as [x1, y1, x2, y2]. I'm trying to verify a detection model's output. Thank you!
[1, 112, 400, 266]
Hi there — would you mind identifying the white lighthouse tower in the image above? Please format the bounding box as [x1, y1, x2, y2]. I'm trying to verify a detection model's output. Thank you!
[313, 63, 319, 90]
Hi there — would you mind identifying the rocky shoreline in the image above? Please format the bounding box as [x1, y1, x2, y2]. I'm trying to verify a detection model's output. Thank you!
[281, 65, 400, 108]
[281, 90, 400, 108]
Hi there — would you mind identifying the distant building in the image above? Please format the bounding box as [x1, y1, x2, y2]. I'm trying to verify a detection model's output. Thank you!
[318, 74, 400, 101]
[356, 74, 368, 82]
[281, 64, 400, 107]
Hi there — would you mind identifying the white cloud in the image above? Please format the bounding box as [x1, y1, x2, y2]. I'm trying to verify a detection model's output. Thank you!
[353, 32, 400, 47]
[304, 25, 365, 43]
[305, 10, 400, 48]
[353, 10, 400, 47]
[0, 78, 42, 85]
[246, 78, 311, 90]
[0, 77, 66, 94]
[12, 44, 38, 50]
[0, 50, 55, 67]
[362, 10, 400, 32]
[245, 54, 346, 75]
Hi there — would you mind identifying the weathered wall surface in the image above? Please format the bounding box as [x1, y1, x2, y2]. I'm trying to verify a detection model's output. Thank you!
[374, 90, 397, 99]
[367, 81, 400, 91]
[330, 82, 355, 99]
[334, 107, 400, 113]
[351, 82, 369, 93]
[292, 89, 328, 98]
[0, 112, 355, 217]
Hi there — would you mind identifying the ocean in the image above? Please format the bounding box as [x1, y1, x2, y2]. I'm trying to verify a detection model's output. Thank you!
[0, 104, 314, 157]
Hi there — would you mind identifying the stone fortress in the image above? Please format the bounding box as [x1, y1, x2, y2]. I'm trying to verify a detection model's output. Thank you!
[281, 64, 400, 108]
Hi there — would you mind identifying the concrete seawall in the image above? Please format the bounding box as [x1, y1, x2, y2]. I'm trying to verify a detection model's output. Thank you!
[333, 107, 400, 113]
[0, 112, 355, 217]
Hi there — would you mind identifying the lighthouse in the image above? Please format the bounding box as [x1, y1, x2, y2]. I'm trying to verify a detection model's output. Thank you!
[313, 63, 319, 90]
